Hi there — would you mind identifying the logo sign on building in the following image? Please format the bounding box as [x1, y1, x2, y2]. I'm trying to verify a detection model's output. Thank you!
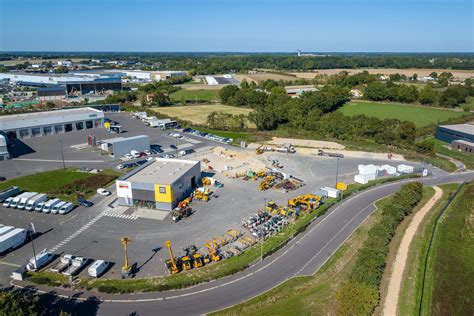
[116, 180, 132, 198]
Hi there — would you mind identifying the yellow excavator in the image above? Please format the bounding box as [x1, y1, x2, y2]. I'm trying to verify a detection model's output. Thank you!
[181, 255, 192, 271]
[204, 242, 221, 262]
[164, 240, 180, 274]
[192, 253, 204, 268]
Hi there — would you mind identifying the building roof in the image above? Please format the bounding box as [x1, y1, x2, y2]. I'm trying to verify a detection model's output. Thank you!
[0, 107, 104, 131]
[452, 139, 474, 146]
[103, 135, 149, 145]
[439, 123, 474, 135]
[127, 158, 200, 184]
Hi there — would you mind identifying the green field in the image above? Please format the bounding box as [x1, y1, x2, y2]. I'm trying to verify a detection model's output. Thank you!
[420, 182, 474, 315]
[0, 169, 120, 202]
[338, 101, 466, 127]
[170, 89, 220, 101]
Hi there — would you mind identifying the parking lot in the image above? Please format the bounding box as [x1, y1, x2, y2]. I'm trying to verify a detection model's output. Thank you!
[0, 138, 418, 282]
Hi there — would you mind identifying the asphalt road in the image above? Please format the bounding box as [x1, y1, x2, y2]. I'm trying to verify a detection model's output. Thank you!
[88, 171, 473, 315]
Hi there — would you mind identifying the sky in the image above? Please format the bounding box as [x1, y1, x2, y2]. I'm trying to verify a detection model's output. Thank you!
[0, 0, 472, 52]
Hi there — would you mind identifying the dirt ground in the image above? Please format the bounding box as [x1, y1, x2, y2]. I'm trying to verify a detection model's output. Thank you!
[383, 186, 443, 316]
[289, 68, 474, 80]
[249, 137, 406, 161]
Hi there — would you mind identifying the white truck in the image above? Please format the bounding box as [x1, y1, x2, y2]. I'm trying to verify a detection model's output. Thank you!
[0, 186, 20, 202]
[42, 198, 61, 213]
[26, 249, 54, 271]
[88, 260, 108, 278]
[25, 194, 49, 211]
[9, 192, 31, 209]
[0, 225, 15, 237]
[49, 254, 74, 273]
[17, 192, 38, 210]
[51, 201, 67, 214]
[62, 257, 88, 276]
[0, 228, 27, 254]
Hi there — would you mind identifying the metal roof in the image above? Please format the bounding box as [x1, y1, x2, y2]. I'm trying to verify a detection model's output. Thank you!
[102, 135, 149, 145]
[452, 139, 474, 146]
[127, 158, 200, 185]
[439, 123, 474, 135]
[0, 107, 104, 131]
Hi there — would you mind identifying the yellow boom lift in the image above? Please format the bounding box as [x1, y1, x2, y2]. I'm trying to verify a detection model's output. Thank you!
[121, 237, 132, 277]
[164, 240, 180, 274]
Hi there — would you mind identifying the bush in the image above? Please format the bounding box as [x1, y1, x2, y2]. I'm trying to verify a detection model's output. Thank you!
[56, 174, 116, 195]
[336, 282, 379, 316]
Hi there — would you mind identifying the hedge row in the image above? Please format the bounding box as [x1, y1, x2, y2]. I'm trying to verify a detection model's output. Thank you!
[337, 182, 423, 315]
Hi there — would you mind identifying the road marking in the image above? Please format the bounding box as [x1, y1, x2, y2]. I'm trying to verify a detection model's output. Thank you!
[15, 158, 104, 163]
[102, 212, 138, 220]
[0, 260, 20, 268]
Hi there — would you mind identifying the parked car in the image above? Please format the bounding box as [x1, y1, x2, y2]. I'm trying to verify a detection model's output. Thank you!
[170, 144, 177, 150]
[97, 188, 111, 196]
[78, 197, 93, 207]
[144, 150, 151, 156]
[0, 176, 6, 182]
[124, 154, 133, 160]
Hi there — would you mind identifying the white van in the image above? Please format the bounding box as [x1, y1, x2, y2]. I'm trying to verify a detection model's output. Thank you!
[26, 249, 54, 271]
[26, 194, 48, 211]
[87, 260, 108, 278]
[3, 197, 14, 208]
[17, 192, 38, 210]
[35, 201, 47, 212]
[130, 150, 140, 158]
[59, 202, 74, 215]
[51, 201, 67, 214]
[9, 192, 30, 209]
[42, 198, 61, 214]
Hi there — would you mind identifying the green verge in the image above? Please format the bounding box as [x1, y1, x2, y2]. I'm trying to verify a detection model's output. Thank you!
[28, 174, 416, 294]
[0, 169, 121, 202]
[420, 182, 474, 315]
[193, 127, 268, 145]
[170, 89, 220, 102]
[397, 183, 461, 316]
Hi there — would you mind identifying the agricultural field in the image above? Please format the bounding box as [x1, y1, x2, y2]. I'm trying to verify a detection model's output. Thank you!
[236, 72, 298, 83]
[151, 104, 254, 126]
[290, 68, 474, 80]
[338, 101, 466, 127]
[170, 89, 220, 102]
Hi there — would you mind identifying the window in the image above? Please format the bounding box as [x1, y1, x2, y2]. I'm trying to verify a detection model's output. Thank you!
[55, 125, 63, 133]
[31, 128, 41, 137]
[94, 119, 102, 128]
[159, 186, 166, 194]
[85, 120, 93, 129]
[65, 124, 73, 132]
[43, 126, 52, 135]
[75, 122, 84, 130]
[19, 129, 29, 138]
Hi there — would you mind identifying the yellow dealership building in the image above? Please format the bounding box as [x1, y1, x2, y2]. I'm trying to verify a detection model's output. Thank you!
[116, 158, 201, 211]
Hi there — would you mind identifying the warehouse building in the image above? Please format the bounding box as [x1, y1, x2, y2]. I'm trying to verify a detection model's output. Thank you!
[101, 135, 150, 158]
[451, 140, 474, 154]
[0, 134, 9, 160]
[0, 107, 105, 140]
[116, 158, 201, 211]
[0, 72, 122, 95]
[435, 123, 474, 143]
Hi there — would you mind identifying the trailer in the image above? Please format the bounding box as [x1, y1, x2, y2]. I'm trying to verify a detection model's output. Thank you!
[25, 194, 49, 211]
[63, 257, 88, 276]
[318, 150, 344, 158]
[0, 186, 20, 202]
[0, 228, 27, 254]
[26, 249, 54, 271]
[49, 254, 74, 273]
[17, 192, 38, 210]
[0, 225, 15, 236]
[88, 260, 108, 278]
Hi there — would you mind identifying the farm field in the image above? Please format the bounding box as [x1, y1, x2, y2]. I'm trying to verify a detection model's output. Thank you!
[170, 89, 220, 101]
[338, 101, 466, 127]
[151, 104, 254, 126]
[289, 68, 474, 80]
[236, 72, 297, 83]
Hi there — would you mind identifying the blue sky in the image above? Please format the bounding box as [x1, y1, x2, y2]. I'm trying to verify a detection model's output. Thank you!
[0, 0, 472, 52]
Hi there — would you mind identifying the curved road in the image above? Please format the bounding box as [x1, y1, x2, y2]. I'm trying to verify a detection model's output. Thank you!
[19, 172, 474, 315]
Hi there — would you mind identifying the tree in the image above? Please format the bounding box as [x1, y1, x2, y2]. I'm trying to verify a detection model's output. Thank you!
[439, 85, 469, 107]
[364, 82, 388, 101]
[218, 85, 239, 104]
[415, 139, 435, 154]
[0, 290, 42, 315]
[419, 85, 438, 105]
[429, 71, 438, 79]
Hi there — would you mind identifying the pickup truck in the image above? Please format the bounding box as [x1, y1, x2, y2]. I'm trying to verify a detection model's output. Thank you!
[62, 257, 88, 276]
[50, 254, 74, 273]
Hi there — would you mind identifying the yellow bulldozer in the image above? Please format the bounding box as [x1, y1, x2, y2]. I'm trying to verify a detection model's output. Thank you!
[193, 187, 211, 201]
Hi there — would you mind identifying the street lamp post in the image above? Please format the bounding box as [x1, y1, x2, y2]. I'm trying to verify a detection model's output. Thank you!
[335, 157, 340, 188]
[59, 139, 66, 169]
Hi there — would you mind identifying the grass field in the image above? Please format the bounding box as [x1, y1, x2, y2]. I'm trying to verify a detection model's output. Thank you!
[397, 184, 460, 316]
[338, 101, 466, 127]
[151, 104, 254, 126]
[420, 182, 474, 315]
[170, 89, 220, 101]
[0, 169, 120, 202]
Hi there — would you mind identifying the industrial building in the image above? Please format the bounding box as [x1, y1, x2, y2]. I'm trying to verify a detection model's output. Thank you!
[116, 158, 201, 211]
[451, 140, 474, 154]
[0, 72, 122, 95]
[74, 70, 188, 82]
[435, 123, 474, 143]
[285, 85, 318, 97]
[101, 135, 150, 158]
[0, 107, 105, 140]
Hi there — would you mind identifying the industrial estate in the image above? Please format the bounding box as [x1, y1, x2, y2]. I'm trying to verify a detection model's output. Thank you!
[1, 2, 474, 315]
